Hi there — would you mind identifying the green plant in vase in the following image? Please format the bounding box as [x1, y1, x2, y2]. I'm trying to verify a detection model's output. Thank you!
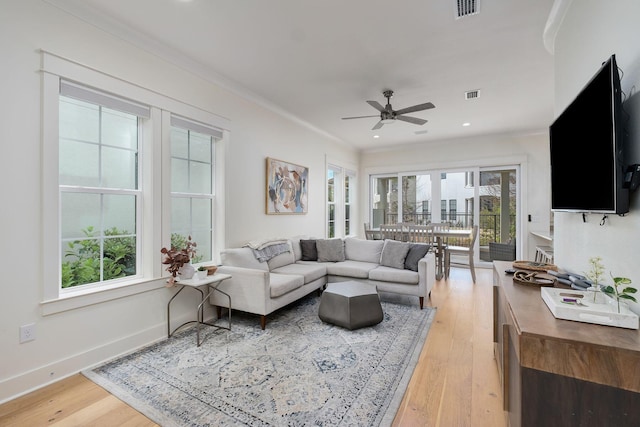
[585, 256, 605, 303]
[602, 275, 637, 313]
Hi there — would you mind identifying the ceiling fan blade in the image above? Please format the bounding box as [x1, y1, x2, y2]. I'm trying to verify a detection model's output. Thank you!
[396, 115, 428, 125]
[394, 102, 435, 115]
[341, 115, 380, 120]
[366, 100, 385, 112]
[372, 120, 385, 130]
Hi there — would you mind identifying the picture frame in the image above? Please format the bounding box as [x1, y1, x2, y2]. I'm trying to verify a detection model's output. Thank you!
[266, 157, 308, 214]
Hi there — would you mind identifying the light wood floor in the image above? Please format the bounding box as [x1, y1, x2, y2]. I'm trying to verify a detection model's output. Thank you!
[0, 266, 505, 427]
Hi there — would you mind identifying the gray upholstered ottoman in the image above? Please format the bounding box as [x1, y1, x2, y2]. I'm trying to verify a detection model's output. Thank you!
[318, 281, 383, 330]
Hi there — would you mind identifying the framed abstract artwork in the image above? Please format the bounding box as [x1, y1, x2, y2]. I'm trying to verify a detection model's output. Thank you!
[266, 157, 308, 214]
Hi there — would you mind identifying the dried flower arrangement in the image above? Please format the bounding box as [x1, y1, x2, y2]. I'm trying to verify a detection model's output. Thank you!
[160, 236, 197, 285]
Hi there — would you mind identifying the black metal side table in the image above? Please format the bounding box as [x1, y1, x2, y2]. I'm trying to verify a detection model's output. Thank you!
[167, 273, 232, 346]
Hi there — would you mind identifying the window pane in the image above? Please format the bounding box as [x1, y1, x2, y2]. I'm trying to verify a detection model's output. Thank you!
[59, 97, 99, 143]
[61, 192, 100, 239]
[103, 194, 136, 234]
[401, 174, 432, 225]
[190, 230, 211, 262]
[171, 197, 190, 233]
[103, 235, 136, 279]
[171, 128, 189, 158]
[372, 176, 398, 227]
[101, 107, 137, 150]
[327, 169, 335, 203]
[102, 146, 137, 189]
[59, 139, 100, 186]
[190, 132, 212, 163]
[192, 198, 212, 230]
[190, 161, 212, 194]
[171, 158, 189, 193]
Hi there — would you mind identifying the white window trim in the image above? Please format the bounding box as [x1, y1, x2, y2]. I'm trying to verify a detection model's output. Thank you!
[41, 50, 229, 315]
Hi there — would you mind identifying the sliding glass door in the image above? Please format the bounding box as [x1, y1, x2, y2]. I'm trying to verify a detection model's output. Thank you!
[370, 165, 519, 266]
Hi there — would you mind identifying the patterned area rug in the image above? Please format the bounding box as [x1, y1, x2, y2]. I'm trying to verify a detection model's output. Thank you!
[84, 293, 435, 426]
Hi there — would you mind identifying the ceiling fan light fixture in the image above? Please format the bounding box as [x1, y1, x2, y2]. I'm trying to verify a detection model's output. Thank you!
[380, 118, 395, 124]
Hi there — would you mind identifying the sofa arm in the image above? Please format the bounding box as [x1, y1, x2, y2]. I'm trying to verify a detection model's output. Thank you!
[209, 265, 271, 315]
[417, 252, 436, 297]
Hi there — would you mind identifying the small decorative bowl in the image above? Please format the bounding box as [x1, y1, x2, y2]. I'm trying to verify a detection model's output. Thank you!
[206, 265, 218, 276]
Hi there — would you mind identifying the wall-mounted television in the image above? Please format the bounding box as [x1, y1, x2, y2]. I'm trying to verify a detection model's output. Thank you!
[550, 54, 628, 214]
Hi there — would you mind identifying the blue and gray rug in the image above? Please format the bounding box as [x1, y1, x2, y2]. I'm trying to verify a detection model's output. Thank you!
[84, 293, 435, 426]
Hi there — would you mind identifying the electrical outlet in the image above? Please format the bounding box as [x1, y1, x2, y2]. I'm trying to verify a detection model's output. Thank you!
[20, 323, 36, 343]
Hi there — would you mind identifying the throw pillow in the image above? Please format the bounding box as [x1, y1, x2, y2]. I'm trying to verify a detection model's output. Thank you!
[316, 238, 345, 262]
[404, 243, 431, 271]
[300, 239, 318, 261]
[380, 239, 411, 270]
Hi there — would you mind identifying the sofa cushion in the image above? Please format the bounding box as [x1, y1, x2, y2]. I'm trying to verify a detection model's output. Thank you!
[404, 243, 431, 272]
[272, 262, 327, 283]
[369, 265, 419, 285]
[325, 260, 378, 279]
[316, 239, 345, 262]
[300, 239, 318, 261]
[267, 243, 295, 270]
[220, 247, 268, 271]
[289, 235, 308, 261]
[269, 273, 305, 298]
[344, 237, 384, 263]
[380, 240, 411, 269]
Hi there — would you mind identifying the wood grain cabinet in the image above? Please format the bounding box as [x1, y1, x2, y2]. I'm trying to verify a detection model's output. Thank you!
[492, 262, 640, 427]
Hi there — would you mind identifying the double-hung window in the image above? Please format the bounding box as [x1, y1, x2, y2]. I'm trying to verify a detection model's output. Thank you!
[170, 116, 222, 263]
[41, 51, 229, 313]
[327, 163, 356, 238]
[59, 81, 148, 290]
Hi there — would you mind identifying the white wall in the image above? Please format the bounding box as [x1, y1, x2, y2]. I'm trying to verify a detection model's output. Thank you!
[360, 131, 552, 261]
[553, 0, 640, 313]
[0, 1, 357, 402]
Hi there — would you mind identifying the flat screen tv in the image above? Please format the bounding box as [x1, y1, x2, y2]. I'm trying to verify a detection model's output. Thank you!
[550, 54, 628, 214]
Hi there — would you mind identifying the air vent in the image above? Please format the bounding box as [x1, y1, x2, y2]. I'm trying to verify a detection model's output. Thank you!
[456, 0, 480, 19]
[465, 89, 480, 100]
[414, 130, 429, 135]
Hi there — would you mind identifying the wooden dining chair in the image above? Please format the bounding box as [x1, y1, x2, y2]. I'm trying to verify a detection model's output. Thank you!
[379, 224, 400, 240]
[407, 224, 430, 243]
[363, 223, 381, 240]
[445, 225, 479, 283]
[427, 222, 450, 278]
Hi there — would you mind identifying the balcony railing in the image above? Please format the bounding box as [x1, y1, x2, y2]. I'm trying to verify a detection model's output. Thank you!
[379, 212, 515, 246]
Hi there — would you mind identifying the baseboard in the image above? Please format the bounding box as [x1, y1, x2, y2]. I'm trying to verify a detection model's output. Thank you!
[0, 312, 210, 404]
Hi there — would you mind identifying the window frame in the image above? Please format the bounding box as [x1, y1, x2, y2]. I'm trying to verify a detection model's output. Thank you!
[326, 159, 356, 238]
[41, 51, 229, 315]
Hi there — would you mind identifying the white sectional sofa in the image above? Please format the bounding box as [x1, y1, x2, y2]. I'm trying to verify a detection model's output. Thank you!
[210, 237, 436, 329]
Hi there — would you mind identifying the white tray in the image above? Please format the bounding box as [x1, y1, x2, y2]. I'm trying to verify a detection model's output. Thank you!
[541, 287, 639, 329]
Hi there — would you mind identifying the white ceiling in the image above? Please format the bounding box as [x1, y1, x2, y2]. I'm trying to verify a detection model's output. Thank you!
[46, 0, 556, 151]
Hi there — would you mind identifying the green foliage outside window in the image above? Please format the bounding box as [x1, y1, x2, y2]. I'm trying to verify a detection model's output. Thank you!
[61, 228, 204, 288]
[61, 226, 136, 288]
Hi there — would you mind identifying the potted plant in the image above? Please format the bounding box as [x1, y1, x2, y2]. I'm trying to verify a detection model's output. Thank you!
[196, 266, 208, 280]
[602, 275, 637, 313]
[160, 236, 197, 285]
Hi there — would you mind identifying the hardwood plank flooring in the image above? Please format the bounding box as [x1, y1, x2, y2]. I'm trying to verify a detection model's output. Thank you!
[0, 266, 505, 427]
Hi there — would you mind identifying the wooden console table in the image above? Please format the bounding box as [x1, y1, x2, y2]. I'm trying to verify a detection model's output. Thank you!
[493, 261, 640, 426]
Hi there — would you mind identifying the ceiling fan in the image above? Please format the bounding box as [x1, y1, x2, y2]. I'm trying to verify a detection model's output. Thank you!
[342, 90, 435, 130]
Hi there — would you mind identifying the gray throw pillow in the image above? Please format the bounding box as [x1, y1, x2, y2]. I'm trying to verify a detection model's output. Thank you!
[404, 243, 431, 271]
[316, 239, 345, 262]
[380, 239, 411, 269]
[300, 239, 318, 261]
